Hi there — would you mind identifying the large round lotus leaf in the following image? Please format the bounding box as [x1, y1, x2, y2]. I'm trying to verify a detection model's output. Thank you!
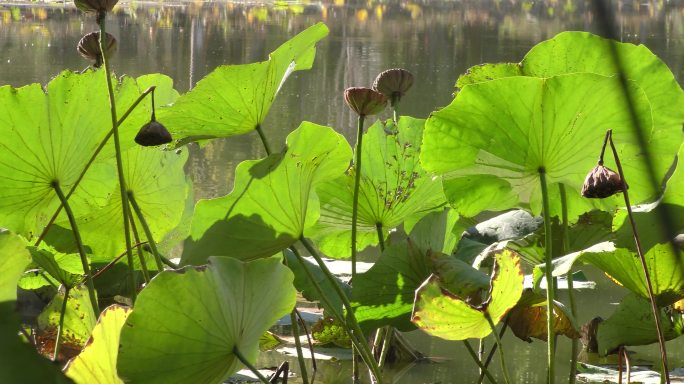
[0, 230, 73, 384]
[117, 256, 296, 384]
[422, 73, 678, 220]
[64, 305, 130, 384]
[158, 23, 328, 146]
[457, 31, 684, 136]
[597, 293, 683, 356]
[0, 71, 167, 239]
[309, 117, 445, 258]
[411, 249, 523, 340]
[49, 146, 189, 261]
[182, 122, 351, 265]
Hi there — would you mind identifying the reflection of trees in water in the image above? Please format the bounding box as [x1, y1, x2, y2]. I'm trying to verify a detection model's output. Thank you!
[1, 0, 683, 199]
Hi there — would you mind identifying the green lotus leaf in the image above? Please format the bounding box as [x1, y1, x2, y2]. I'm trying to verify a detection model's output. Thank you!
[422, 72, 679, 220]
[283, 248, 350, 316]
[0, 230, 73, 384]
[310, 117, 445, 258]
[182, 122, 351, 265]
[457, 31, 684, 135]
[311, 317, 351, 348]
[259, 331, 283, 352]
[411, 249, 523, 340]
[38, 285, 97, 348]
[28, 246, 84, 288]
[404, 208, 467, 255]
[0, 71, 171, 239]
[596, 293, 683, 356]
[117, 256, 296, 384]
[64, 305, 130, 384]
[431, 252, 490, 297]
[534, 241, 684, 305]
[158, 23, 328, 146]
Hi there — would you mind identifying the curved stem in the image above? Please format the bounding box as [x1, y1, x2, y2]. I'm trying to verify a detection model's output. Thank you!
[484, 313, 511, 384]
[255, 124, 272, 156]
[607, 130, 669, 383]
[477, 323, 508, 384]
[34, 86, 156, 246]
[128, 215, 150, 284]
[289, 310, 309, 384]
[99, 14, 137, 302]
[299, 237, 382, 383]
[378, 326, 393, 368]
[233, 345, 270, 384]
[294, 310, 317, 372]
[52, 182, 99, 314]
[538, 167, 555, 384]
[128, 193, 165, 271]
[463, 340, 499, 384]
[559, 184, 578, 384]
[52, 287, 70, 362]
[375, 223, 385, 252]
[351, 115, 365, 281]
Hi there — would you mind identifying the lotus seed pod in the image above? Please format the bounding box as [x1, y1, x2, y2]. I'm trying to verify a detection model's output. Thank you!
[74, 0, 118, 13]
[135, 120, 172, 147]
[581, 164, 626, 198]
[372, 68, 414, 105]
[77, 32, 117, 68]
[343, 87, 388, 117]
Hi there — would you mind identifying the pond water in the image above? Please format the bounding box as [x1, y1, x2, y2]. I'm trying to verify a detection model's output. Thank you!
[2, 1, 684, 383]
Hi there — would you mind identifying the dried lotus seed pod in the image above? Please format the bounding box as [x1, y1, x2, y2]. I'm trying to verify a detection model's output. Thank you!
[135, 120, 173, 147]
[372, 68, 414, 105]
[343, 87, 388, 117]
[77, 31, 117, 68]
[581, 164, 626, 198]
[74, 0, 118, 13]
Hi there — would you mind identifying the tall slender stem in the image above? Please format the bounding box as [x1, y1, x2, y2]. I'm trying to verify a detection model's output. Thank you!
[606, 129, 669, 383]
[52, 182, 99, 314]
[299, 237, 383, 383]
[484, 313, 511, 384]
[477, 323, 509, 384]
[99, 14, 137, 302]
[351, 115, 365, 280]
[35, 86, 156, 246]
[538, 167, 555, 384]
[289, 310, 309, 384]
[559, 184, 578, 384]
[378, 326, 393, 368]
[391, 95, 399, 123]
[463, 340, 499, 384]
[255, 124, 272, 156]
[375, 223, 385, 252]
[128, 193, 165, 271]
[52, 287, 70, 362]
[232, 346, 270, 384]
[294, 310, 317, 371]
[128, 215, 150, 284]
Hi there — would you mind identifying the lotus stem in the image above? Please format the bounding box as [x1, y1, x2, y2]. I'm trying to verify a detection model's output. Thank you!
[232, 345, 270, 384]
[606, 129, 670, 383]
[52, 287, 70, 362]
[484, 313, 511, 384]
[477, 323, 509, 384]
[52, 181, 99, 314]
[391, 95, 399, 123]
[375, 223, 385, 252]
[128, 215, 150, 283]
[538, 167, 556, 384]
[99, 14, 137, 302]
[83, 241, 146, 284]
[559, 184, 578, 384]
[35, 86, 156, 247]
[298, 237, 383, 383]
[463, 340, 499, 384]
[289, 310, 309, 384]
[128, 192, 165, 271]
[255, 124, 272, 156]
[378, 326, 393, 368]
[294, 310, 317, 371]
[351, 115, 366, 281]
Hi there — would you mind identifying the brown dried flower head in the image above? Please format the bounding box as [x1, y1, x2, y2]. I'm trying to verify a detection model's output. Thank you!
[77, 32, 117, 68]
[372, 68, 414, 104]
[343, 87, 388, 117]
[74, 0, 118, 13]
[135, 120, 172, 147]
[581, 164, 626, 198]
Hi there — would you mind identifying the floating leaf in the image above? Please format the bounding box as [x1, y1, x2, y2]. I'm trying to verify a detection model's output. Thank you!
[183, 122, 351, 265]
[423, 72, 675, 220]
[411, 249, 523, 340]
[159, 23, 329, 146]
[596, 293, 683, 355]
[64, 305, 130, 384]
[310, 117, 444, 258]
[117, 256, 296, 384]
[0, 230, 73, 384]
[506, 289, 579, 343]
